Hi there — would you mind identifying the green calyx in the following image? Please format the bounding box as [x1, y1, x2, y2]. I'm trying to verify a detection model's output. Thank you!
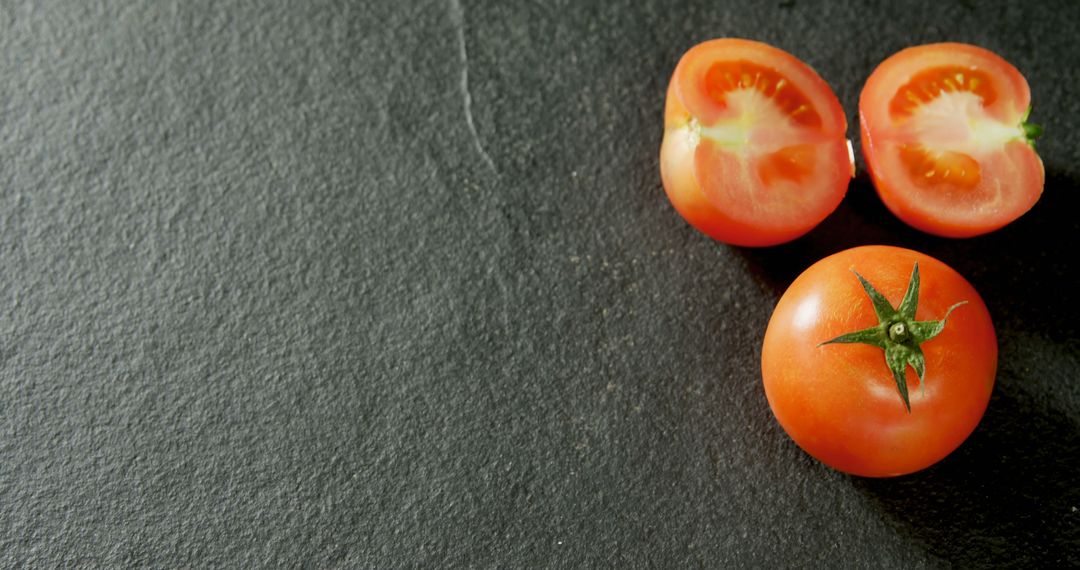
[1021, 105, 1043, 148]
[819, 263, 966, 412]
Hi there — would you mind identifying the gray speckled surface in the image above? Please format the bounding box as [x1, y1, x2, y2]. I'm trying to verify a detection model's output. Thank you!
[2, 0, 1078, 567]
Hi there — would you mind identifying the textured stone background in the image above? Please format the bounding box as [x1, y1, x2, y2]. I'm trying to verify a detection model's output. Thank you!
[2, 0, 1078, 567]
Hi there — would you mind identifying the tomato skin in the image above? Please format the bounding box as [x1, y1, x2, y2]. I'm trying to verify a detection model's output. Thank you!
[660, 39, 852, 247]
[761, 246, 997, 477]
[860, 43, 1044, 238]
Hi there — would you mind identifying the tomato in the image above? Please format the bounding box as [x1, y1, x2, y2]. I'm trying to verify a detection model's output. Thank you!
[660, 39, 854, 247]
[761, 246, 996, 477]
[860, 43, 1044, 237]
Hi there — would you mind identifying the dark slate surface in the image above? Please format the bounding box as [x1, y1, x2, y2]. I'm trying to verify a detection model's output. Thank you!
[2, 0, 1078, 567]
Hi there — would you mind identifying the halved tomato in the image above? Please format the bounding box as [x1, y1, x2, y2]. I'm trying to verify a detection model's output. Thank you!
[660, 39, 853, 247]
[860, 43, 1045, 237]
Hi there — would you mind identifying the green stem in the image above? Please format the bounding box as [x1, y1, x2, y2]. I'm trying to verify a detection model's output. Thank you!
[1021, 106, 1043, 148]
[819, 263, 966, 412]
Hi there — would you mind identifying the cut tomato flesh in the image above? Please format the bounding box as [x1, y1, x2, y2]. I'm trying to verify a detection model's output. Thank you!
[703, 60, 822, 128]
[889, 66, 997, 119]
[659, 39, 851, 246]
[758, 144, 816, 187]
[688, 82, 846, 233]
[693, 136, 851, 228]
[899, 144, 981, 189]
[867, 139, 1042, 233]
[860, 43, 1044, 237]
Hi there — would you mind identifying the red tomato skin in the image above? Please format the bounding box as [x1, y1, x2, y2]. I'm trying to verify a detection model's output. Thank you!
[761, 246, 997, 477]
[859, 43, 1044, 238]
[660, 39, 851, 247]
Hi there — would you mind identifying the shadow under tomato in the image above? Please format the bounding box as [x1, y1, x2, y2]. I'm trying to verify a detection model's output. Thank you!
[734, 165, 1080, 567]
[733, 174, 936, 296]
[736, 166, 1080, 340]
[852, 385, 1080, 567]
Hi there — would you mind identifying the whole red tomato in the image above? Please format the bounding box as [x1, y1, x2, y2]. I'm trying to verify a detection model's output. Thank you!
[761, 246, 997, 477]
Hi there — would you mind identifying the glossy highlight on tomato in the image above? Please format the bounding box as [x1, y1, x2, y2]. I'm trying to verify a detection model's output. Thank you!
[660, 39, 854, 247]
[860, 43, 1045, 237]
[761, 246, 997, 477]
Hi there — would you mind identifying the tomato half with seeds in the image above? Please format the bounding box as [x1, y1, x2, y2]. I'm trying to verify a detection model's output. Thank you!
[660, 39, 853, 247]
[761, 246, 996, 477]
[860, 43, 1044, 237]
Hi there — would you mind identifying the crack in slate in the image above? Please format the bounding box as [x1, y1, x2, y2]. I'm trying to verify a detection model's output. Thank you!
[449, 0, 497, 175]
